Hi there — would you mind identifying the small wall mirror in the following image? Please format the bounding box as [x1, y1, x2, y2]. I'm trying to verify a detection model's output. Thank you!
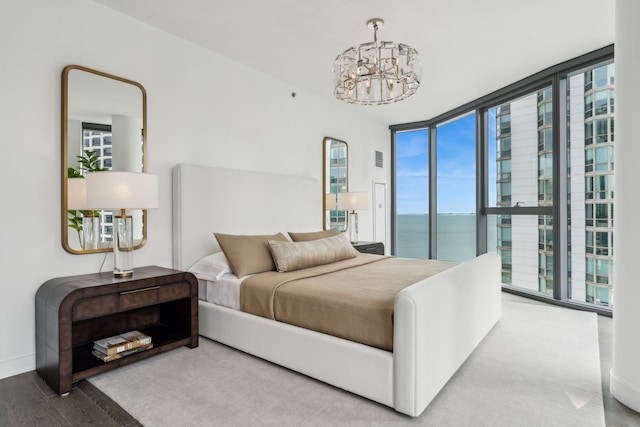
[61, 65, 147, 254]
[323, 137, 348, 230]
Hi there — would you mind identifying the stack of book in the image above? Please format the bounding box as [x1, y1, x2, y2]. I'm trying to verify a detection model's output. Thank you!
[92, 330, 153, 362]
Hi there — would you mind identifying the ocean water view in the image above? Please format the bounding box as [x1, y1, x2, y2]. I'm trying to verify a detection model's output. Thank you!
[397, 214, 498, 262]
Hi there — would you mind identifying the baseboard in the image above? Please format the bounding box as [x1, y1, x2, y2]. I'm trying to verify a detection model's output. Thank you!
[0, 353, 35, 380]
[611, 368, 640, 413]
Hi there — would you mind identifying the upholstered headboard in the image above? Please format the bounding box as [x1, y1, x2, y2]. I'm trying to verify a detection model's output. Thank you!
[172, 164, 321, 271]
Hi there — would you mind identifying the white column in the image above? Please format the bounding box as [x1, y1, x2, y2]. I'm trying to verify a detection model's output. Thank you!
[67, 120, 83, 168]
[611, 0, 640, 412]
[111, 115, 144, 241]
[111, 115, 142, 172]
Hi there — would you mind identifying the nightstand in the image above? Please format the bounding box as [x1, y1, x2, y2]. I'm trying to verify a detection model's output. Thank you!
[35, 266, 198, 395]
[352, 241, 385, 255]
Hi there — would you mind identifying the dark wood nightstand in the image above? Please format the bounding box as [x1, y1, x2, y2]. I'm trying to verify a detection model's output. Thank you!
[352, 241, 385, 255]
[35, 266, 198, 395]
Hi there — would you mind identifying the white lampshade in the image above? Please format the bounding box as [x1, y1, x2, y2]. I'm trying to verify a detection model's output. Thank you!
[325, 193, 338, 211]
[85, 172, 158, 210]
[337, 191, 368, 211]
[67, 178, 87, 210]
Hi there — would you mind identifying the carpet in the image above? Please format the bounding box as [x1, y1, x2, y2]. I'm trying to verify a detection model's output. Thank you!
[89, 294, 605, 426]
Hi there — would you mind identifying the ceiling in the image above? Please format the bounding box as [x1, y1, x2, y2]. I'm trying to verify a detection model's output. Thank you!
[92, 0, 614, 126]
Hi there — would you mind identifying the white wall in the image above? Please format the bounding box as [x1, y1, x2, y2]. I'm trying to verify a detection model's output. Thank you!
[611, 0, 640, 412]
[0, 0, 388, 379]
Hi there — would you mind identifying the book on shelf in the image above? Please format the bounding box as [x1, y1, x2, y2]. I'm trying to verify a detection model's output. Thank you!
[93, 330, 152, 356]
[92, 343, 154, 362]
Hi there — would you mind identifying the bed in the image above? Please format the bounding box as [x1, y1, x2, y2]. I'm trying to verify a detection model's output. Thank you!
[172, 163, 502, 417]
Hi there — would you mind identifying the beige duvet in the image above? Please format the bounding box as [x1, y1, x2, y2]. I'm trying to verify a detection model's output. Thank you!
[241, 254, 457, 351]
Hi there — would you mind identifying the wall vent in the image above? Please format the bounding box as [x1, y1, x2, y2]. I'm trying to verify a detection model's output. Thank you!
[375, 151, 383, 168]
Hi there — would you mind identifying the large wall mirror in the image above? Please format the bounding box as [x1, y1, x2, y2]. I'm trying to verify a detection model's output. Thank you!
[323, 137, 348, 230]
[61, 65, 147, 254]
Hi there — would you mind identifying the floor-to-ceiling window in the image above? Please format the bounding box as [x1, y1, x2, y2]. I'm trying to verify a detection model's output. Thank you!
[393, 114, 476, 262]
[566, 61, 615, 307]
[391, 46, 614, 314]
[486, 87, 554, 296]
[436, 113, 476, 262]
[394, 129, 429, 258]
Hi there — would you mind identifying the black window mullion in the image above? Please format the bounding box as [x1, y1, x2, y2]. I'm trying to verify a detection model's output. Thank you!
[476, 109, 488, 256]
[484, 207, 553, 216]
[429, 126, 437, 259]
[554, 75, 569, 300]
[390, 131, 398, 256]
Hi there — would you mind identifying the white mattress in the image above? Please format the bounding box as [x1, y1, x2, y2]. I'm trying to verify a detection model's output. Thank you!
[198, 274, 245, 310]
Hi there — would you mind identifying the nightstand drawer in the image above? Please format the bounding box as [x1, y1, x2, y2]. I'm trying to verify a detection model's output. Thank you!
[119, 285, 160, 311]
[158, 281, 191, 302]
[73, 294, 119, 321]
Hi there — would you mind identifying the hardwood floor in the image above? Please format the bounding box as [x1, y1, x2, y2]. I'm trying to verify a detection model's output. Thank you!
[2, 302, 640, 426]
[0, 370, 140, 427]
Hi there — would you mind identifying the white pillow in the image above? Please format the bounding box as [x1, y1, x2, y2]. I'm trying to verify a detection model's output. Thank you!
[188, 252, 232, 282]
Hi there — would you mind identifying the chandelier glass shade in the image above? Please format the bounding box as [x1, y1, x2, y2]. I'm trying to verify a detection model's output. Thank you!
[333, 18, 421, 105]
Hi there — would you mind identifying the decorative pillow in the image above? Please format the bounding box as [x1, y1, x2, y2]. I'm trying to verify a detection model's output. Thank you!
[188, 252, 232, 282]
[268, 232, 358, 273]
[288, 228, 340, 242]
[214, 232, 288, 278]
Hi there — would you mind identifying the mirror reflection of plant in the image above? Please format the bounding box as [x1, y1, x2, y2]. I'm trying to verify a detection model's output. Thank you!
[70, 150, 107, 177]
[68, 150, 108, 247]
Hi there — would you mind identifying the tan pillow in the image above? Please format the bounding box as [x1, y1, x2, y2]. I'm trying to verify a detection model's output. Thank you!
[288, 228, 340, 242]
[214, 232, 288, 278]
[268, 233, 358, 273]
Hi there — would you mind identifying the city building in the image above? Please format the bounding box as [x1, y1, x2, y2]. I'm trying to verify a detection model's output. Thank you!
[494, 63, 615, 308]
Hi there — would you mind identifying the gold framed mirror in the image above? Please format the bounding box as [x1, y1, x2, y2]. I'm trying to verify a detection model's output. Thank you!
[61, 65, 147, 254]
[322, 137, 348, 230]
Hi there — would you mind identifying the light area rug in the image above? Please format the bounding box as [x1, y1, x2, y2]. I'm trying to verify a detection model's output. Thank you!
[89, 294, 605, 427]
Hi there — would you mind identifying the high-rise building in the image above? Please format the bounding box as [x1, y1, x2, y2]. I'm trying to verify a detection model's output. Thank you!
[568, 63, 615, 306]
[494, 63, 615, 307]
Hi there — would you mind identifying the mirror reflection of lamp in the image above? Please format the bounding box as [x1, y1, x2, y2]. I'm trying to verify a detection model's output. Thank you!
[85, 172, 158, 277]
[337, 191, 369, 243]
[325, 193, 338, 211]
[324, 193, 338, 229]
[67, 178, 100, 251]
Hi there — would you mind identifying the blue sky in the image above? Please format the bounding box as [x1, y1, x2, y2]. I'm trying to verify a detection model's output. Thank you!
[396, 112, 497, 214]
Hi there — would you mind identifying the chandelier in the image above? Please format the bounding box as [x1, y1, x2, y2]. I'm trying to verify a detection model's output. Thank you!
[333, 18, 421, 105]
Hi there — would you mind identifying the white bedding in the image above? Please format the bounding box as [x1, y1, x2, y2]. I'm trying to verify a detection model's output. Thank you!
[198, 274, 245, 310]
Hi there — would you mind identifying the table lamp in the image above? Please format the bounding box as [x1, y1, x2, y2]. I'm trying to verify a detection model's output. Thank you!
[85, 172, 158, 277]
[337, 191, 368, 243]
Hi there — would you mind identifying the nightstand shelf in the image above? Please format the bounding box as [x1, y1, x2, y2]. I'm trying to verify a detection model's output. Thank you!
[36, 266, 198, 395]
[352, 241, 385, 255]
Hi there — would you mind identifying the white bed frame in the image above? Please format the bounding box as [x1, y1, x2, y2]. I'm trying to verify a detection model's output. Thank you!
[172, 163, 502, 417]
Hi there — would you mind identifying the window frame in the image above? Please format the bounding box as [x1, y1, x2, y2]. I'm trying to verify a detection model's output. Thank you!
[390, 44, 614, 316]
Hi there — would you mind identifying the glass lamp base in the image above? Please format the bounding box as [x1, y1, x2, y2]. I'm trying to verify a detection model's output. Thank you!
[347, 211, 359, 243]
[82, 216, 100, 251]
[113, 215, 134, 277]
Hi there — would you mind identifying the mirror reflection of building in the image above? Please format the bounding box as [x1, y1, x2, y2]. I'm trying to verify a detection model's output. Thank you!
[323, 137, 348, 231]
